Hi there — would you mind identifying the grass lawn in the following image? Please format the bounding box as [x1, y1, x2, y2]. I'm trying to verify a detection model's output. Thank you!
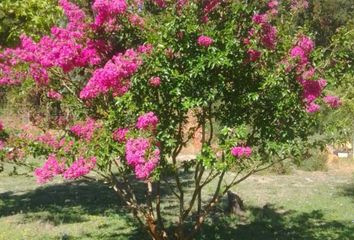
[0, 164, 353, 240]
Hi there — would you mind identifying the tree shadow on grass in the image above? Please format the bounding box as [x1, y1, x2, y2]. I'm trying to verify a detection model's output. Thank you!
[339, 180, 354, 202]
[198, 204, 354, 240]
[2, 174, 353, 240]
[0, 179, 149, 239]
[0, 174, 196, 240]
[0, 180, 124, 220]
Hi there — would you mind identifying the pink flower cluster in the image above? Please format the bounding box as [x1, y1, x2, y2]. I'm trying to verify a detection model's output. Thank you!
[267, 0, 279, 15]
[0, 52, 25, 86]
[125, 138, 160, 179]
[34, 154, 65, 184]
[92, 0, 128, 27]
[202, 0, 222, 22]
[0, 140, 5, 150]
[177, 0, 189, 12]
[149, 76, 161, 87]
[260, 23, 277, 50]
[79, 45, 152, 99]
[70, 118, 99, 141]
[289, 36, 327, 113]
[37, 133, 66, 150]
[252, 14, 268, 25]
[59, 0, 86, 31]
[291, 0, 309, 11]
[302, 79, 327, 113]
[113, 128, 129, 143]
[136, 112, 159, 130]
[197, 35, 214, 47]
[63, 156, 97, 179]
[153, 0, 167, 8]
[251, 14, 277, 50]
[231, 146, 252, 158]
[34, 154, 96, 183]
[301, 78, 327, 103]
[247, 49, 262, 62]
[0, 0, 103, 86]
[290, 36, 314, 65]
[245, 3, 278, 62]
[268, 0, 279, 9]
[323, 95, 342, 109]
[47, 90, 63, 101]
[129, 14, 145, 28]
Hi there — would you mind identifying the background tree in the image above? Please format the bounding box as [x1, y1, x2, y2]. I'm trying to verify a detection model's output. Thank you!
[0, 0, 63, 47]
[298, 0, 354, 46]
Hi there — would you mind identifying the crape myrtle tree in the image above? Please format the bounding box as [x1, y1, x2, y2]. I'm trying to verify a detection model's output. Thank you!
[0, 0, 342, 239]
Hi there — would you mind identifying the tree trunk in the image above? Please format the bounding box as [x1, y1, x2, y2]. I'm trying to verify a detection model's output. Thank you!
[226, 190, 245, 216]
[146, 213, 169, 240]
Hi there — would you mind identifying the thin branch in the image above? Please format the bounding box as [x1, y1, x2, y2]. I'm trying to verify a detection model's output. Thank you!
[162, 177, 180, 199]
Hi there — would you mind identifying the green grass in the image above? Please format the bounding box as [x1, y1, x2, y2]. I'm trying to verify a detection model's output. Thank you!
[0, 165, 353, 240]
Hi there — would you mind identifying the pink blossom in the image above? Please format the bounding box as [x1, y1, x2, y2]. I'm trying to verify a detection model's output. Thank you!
[56, 115, 68, 127]
[79, 47, 144, 99]
[302, 67, 315, 80]
[231, 146, 252, 158]
[0, 52, 25, 86]
[63, 156, 96, 179]
[113, 128, 129, 143]
[243, 147, 252, 158]
[153, 0, 167, 8]
[323, 95, 342, 108]
[297, 36, 314, 54]
[291, 0, 309, 11]
[306, 102, 320, 113]
[202, 0, 221, 22]
[289, 35, 321, 113]
[36, 133, 66, 150]
[301, 79, 327, 103]
[0, 140, 5, 150]
[70, 118, 99, 141]
[47, 90, 63, 101]
[125, 138, 160, 179]
[134, 149, 160, 179]
[136, 112, 159, 130]
[268, 0, 278, 9]
[92, 0, 127, 26]
[137, 44, 153, 55]
[249, 14, 277, 49]
[177, 0, 189, 11]
[290, 46, 308, 64]
[0, 120, 3, 132]
[34, 154, 65, 184]
[129, 14, 145, 27]
[247, 49, 261, 62]
[243, 38, 250, 45]
[269, 8, 278, 15]
[197, 35, 214, 47]
[261, 24, 277, 49]
[0, 0, 101, 85]
[252, 14, 268, 25]
[149, 76, 161, 87]
[59, 0, 86, 31]
[63, 140, 74, 153]
[248, 29, 255, 37]
[30, 64, 49, 85]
